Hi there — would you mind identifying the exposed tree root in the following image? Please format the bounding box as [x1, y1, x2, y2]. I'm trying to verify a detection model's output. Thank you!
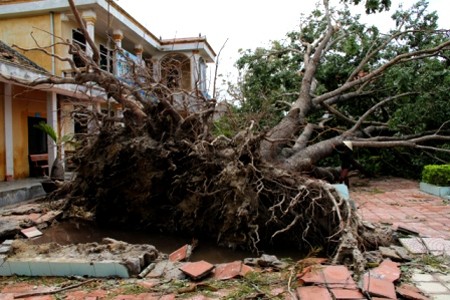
[50, 102, 392, 274]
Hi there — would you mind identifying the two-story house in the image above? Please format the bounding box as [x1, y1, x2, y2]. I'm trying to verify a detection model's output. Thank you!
[0, 0, 216, 181]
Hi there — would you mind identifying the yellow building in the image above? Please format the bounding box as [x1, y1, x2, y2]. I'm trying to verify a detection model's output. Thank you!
[0, 0, 216, 181]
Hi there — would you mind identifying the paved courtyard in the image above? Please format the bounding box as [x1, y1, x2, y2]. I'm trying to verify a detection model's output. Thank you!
[352, 177, 450, 239]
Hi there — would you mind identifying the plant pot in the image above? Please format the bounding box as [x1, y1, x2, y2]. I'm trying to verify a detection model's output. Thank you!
[419, 182, 450, 198]
[50, 157, 65, 181]
[41, 179, 58, 193]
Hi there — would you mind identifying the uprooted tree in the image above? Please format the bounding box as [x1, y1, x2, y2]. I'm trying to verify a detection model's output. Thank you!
[6, 0, 450, 270]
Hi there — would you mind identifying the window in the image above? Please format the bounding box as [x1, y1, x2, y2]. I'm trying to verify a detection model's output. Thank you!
[100, 44, 113, 73]
[160, 54, 191, 90]
[72, 29, 86, 68]
[199, 57, 207, 92]
[73, 105, 88, 135]
[167, 66, 180, 89]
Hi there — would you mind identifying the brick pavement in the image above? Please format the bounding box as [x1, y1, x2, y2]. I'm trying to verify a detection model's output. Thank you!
[352, 177, 450, 300]
[1, 177, 449, 299]
[351, 177, 450, 239]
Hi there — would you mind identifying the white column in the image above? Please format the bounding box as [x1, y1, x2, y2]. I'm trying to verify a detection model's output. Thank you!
[190, 51, 200, 91]
[134, 44, 144, 67]
[82, 10, 96, 58]
[112, 29, 123, 77]
[4, 84, 14, 181]
[46, 92, 58, 166]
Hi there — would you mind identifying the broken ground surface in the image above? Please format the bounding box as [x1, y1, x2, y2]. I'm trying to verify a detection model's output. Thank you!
[0, 177, 449, 299]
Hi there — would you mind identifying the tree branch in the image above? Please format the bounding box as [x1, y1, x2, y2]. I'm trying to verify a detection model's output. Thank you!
[349, 92, 415, 132]
[68, 0, 100, 64]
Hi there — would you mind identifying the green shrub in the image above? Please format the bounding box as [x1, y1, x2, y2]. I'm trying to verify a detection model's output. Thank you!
[422, 164, 450, 186]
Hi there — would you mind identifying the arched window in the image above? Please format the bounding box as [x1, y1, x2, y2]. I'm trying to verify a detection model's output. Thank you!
[160, 54, 191, 90]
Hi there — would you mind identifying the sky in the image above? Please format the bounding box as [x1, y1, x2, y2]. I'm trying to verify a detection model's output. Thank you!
[117, 0, 450, 95]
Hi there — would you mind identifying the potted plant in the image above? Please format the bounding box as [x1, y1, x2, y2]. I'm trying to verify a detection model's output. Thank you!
[419, 164, 450, 198]
[34, 122, 72, 192]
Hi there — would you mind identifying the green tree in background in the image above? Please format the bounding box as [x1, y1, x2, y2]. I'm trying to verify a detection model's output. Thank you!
[219, 0, 450, 177]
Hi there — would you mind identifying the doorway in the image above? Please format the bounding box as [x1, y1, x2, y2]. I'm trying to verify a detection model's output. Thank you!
[28, 117, 48, 155]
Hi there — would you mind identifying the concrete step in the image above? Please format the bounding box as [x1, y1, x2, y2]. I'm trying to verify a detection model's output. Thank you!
[0, 179, 45, 208]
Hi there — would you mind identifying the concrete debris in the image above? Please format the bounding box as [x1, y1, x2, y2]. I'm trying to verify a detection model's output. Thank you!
[0, 238, 159, 278]
[390, 245, 412, 261]
[379, 246, 402, 260]
[244, 254, 289, 269]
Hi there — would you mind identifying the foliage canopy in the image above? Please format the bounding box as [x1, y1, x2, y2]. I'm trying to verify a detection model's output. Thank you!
[224, 0, 450, 177]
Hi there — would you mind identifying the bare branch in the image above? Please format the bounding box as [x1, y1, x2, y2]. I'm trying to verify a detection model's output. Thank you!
[212, 38, 229, 99]
[349, 92, 416, 132]
[68, 0, 100, 63]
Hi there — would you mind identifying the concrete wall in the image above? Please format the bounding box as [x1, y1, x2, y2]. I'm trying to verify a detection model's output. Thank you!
[0, 14, 53, 71]
[11, 86, 47, 178]
[0, 83, 5, 180]
[0, 12, 69, 76]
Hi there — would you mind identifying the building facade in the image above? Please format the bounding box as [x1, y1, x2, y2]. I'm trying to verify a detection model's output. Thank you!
[0, 0, 216, 181]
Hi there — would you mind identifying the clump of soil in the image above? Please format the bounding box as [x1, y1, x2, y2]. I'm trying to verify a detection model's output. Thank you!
[10, 238, 158, 265]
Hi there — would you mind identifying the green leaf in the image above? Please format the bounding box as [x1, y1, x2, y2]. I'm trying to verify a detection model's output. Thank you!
[34, 122, 58, 143]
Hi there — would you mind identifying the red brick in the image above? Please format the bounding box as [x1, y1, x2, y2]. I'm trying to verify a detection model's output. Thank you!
[213, 261, 242, 280]
[138, 279, 160, 289]
[158, 294, 176, 300]
[352, 178, 450, 239]
[185, 296, 212, 300]
[299, 265, 357, 289]
[0, 294, 14, 300]
[180, 260, 214, 280]
[240, 264, 254, 276]
[168, 244, 189, 262]
[396, 286, 430, 300]
[112, 294, 169, 300]
[363, 274, 397, 299]
[331, 288, 365, 299]
[296, 286, 332, 300]
[65, 290, 88, 300]
[369, 259, 400, 282]
[65, 290, 107, 300]
[2, 283, 36, 293]
[19, 296, 53, 300]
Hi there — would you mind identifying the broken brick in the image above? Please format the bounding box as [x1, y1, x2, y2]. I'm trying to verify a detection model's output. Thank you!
[331, 288, 365, 299]
[390, 245, 412, 261]
[369, 259, 401, 282]
[180, 260, 214, 280]
[213, 261, 242, 280]
[296, 286, 332, 300]
[299, 265, 357, 289]
[240, 264, 254, 276]
[169, 244, 189, 262]
[396, 285, 430, 300]
[362, 274, 397, 299]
